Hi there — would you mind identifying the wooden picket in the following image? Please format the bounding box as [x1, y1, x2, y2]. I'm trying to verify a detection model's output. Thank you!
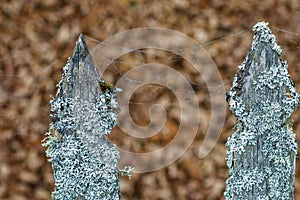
[225, 22, 299, 199]
[43, 34, 123, 200]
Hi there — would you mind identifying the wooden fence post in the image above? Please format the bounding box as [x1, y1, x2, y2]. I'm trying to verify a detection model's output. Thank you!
[225, 22, 299, 199]
[42, 34, 130, 200]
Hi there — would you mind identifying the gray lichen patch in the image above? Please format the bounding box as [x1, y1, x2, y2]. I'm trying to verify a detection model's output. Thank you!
[225, 22, 299, 200]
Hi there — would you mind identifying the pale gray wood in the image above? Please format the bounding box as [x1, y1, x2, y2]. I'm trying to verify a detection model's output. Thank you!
[43, 34, 121, 200]
[225, 22, 299, 200]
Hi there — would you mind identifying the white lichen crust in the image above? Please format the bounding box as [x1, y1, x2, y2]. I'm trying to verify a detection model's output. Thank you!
[43, 34, 123, 200]
[225, 22, 299, 199]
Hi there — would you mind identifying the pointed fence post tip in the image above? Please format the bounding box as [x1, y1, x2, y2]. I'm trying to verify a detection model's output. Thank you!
[225, 22, 299, 199]
[42, 34, 132, 200]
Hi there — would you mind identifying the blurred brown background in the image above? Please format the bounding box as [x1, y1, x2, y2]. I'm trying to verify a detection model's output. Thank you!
[0, 0, 300, 199]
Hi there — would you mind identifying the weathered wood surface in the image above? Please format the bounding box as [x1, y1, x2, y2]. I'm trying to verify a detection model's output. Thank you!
[43, 34, 121, 200]
[225, 22, 299, 200]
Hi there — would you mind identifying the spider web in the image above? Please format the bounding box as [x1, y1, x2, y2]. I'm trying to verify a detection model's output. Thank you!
[0, 25, 299, 159]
